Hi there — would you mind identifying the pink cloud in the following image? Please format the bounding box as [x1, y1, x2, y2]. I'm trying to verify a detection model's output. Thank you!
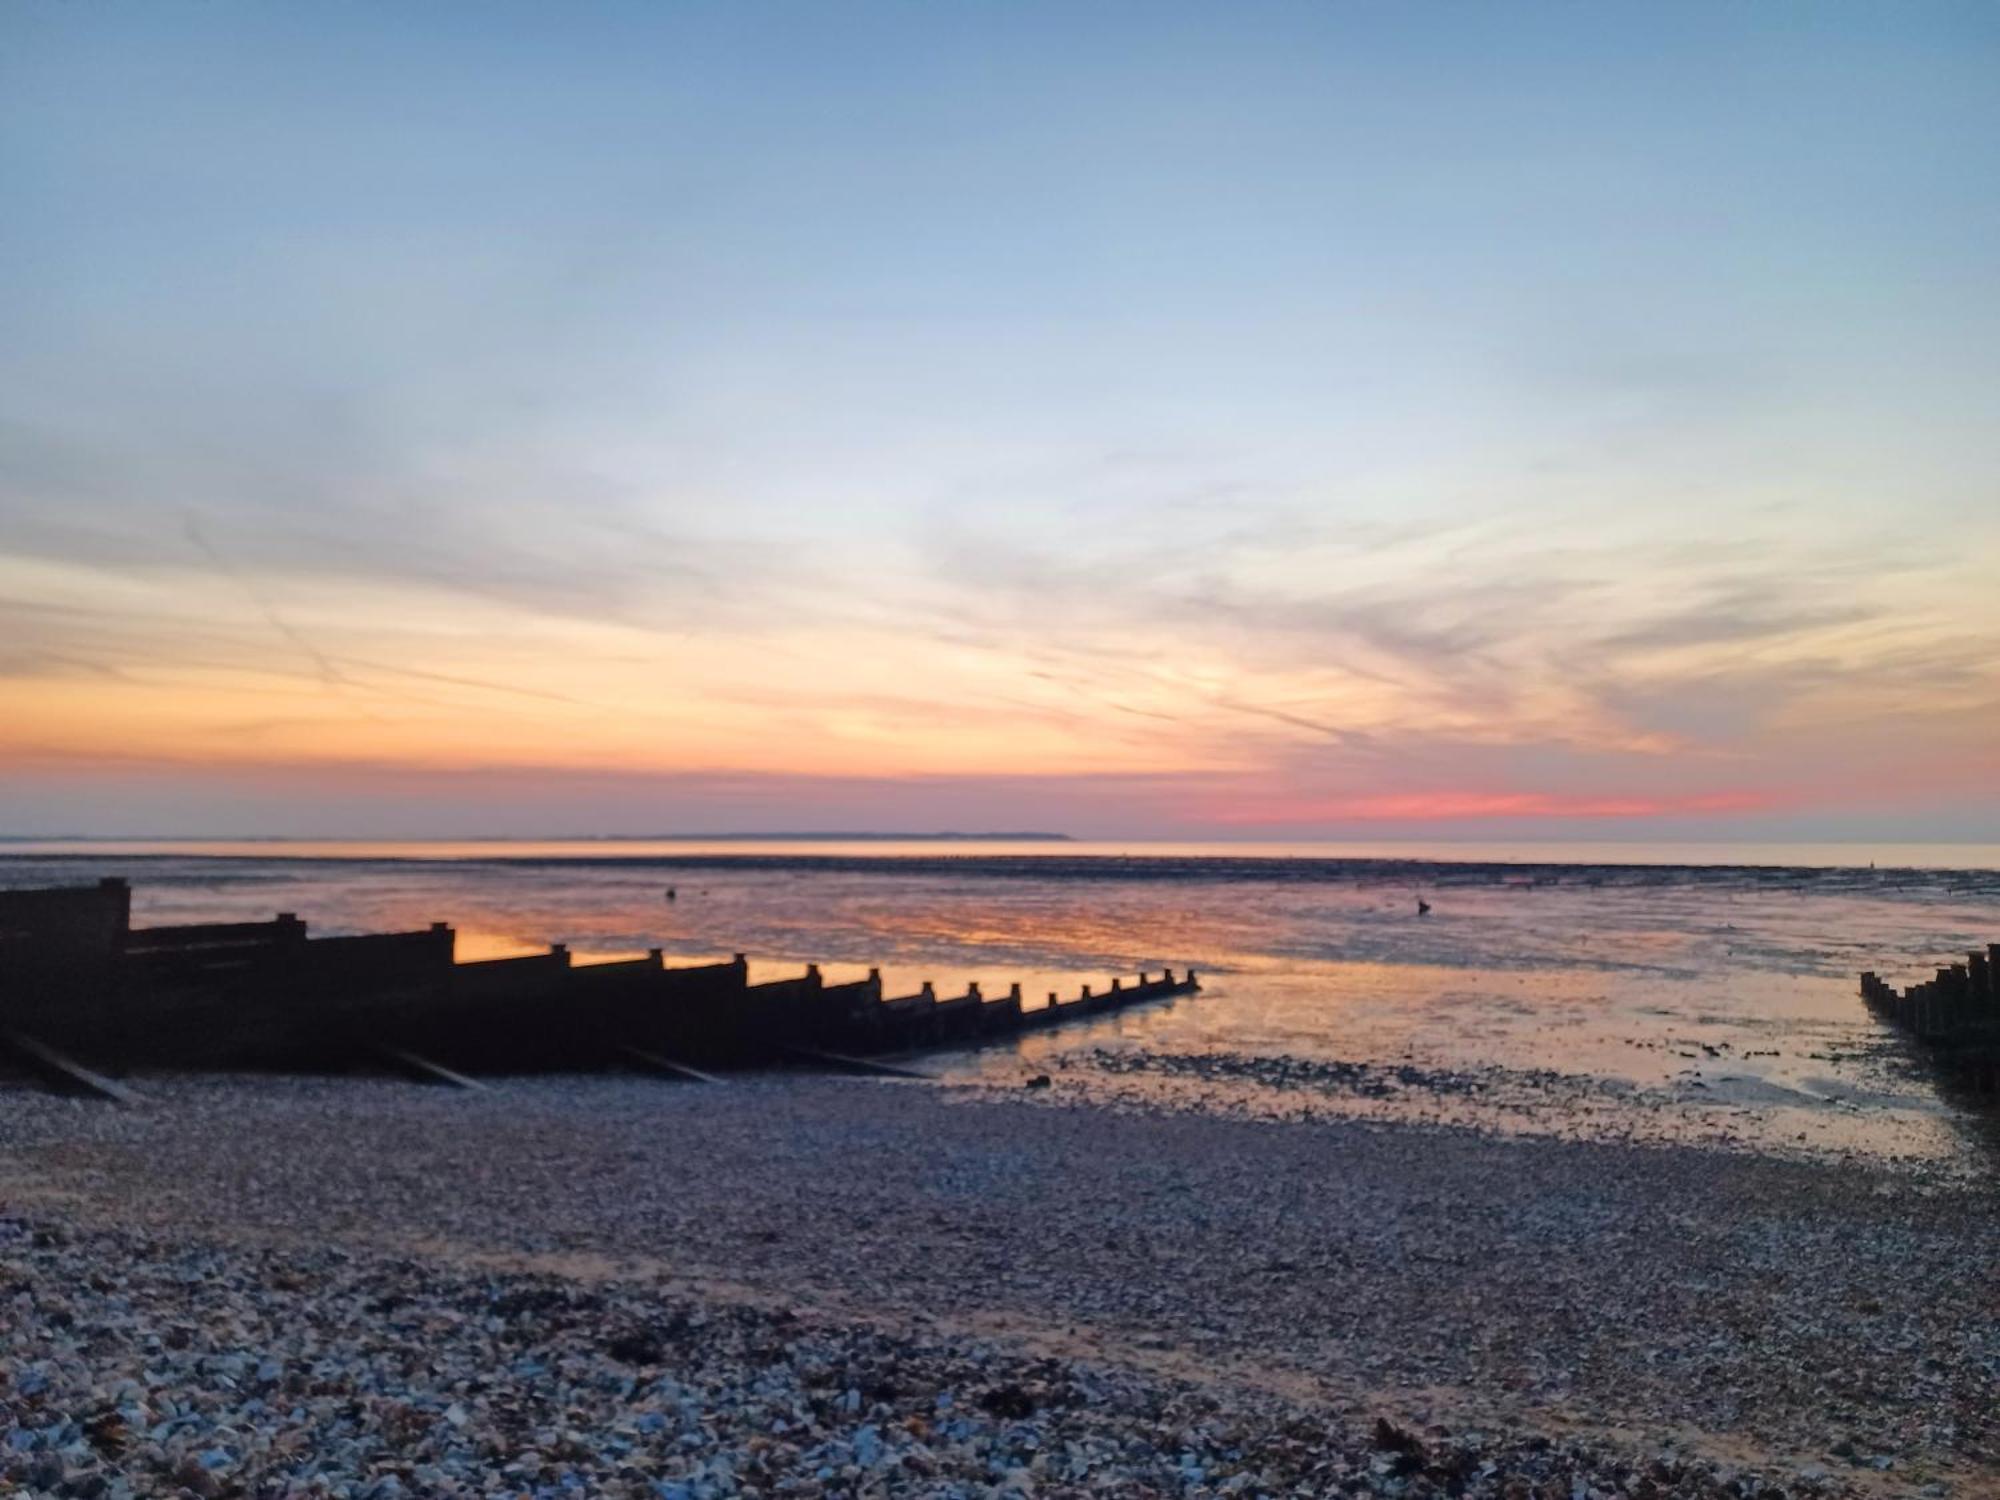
[1205, 789, 1779, 825]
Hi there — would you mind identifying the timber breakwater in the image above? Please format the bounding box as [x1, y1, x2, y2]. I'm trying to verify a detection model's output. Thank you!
[0, 878, 1198, 1097]
[1860, 944, 2000, 1094]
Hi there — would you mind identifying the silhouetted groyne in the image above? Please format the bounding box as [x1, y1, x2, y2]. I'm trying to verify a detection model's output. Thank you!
[0, 878, 1198, 1095]
[1860, 946, 2000, 1094]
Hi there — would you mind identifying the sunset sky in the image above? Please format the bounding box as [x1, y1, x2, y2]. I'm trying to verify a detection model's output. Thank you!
[4, 2, 1997, 839]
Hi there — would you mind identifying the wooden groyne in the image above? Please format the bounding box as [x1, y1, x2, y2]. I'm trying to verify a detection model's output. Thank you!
[1860, 945, 2000, 1094]
[0, 878, 1199, 1089]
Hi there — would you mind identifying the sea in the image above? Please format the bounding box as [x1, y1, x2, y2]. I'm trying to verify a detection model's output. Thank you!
[7, 838, 2000, 1165]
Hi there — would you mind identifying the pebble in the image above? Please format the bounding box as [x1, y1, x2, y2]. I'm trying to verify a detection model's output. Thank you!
[0, 1074, 1991, 1496]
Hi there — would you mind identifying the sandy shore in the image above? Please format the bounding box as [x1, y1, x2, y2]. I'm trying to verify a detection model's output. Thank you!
[2, 1075, 1994, 1498]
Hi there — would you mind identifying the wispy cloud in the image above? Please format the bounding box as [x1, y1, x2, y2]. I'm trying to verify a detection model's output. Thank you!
[4, 0, 1997, 835]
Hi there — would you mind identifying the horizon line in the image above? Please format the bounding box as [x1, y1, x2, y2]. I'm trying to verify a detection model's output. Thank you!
[7, 833, 2000, 848]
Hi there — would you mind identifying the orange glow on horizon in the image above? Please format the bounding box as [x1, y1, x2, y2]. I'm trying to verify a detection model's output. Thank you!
[5, 514, 1999, 833]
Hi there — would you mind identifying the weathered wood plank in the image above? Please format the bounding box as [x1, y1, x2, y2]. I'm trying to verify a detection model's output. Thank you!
[375, 1046, 487, 1091]
[781, 1046, 935, 1080]
[1, 1029, 143, 1105]
[617, 1045, 726, 1084]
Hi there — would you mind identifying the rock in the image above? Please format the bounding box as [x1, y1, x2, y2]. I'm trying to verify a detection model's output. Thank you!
[607, 1331, 666, 1365]
[171, 1456, 220, 1497]
[1372, 1417, 1425, 1458]
[978, 1384, 1036, 1420]
[24, 1455, 64, 1490]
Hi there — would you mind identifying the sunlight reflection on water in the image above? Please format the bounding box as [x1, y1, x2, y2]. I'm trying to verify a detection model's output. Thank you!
[6, 845, 1996, 1164]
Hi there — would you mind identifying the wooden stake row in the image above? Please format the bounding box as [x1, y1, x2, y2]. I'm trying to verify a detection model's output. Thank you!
[1860, 943, 2000, 1094]
[0, 878, 1201, 1089]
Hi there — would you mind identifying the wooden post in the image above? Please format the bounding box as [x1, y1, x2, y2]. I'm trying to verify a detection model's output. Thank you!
[100, 876, 133, 934]
[0, 874, 1213, 1073]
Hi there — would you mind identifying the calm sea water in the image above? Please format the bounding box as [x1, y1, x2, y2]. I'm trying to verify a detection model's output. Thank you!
[8, 839, 2000, 1163]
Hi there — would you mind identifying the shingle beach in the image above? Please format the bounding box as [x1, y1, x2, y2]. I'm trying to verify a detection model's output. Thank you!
[2, 1074, 1994, 1498]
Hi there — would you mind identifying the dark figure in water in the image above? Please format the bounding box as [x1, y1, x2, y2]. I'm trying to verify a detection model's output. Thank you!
[1416, 898, 1431, 916]
[665, 887, 676, 902]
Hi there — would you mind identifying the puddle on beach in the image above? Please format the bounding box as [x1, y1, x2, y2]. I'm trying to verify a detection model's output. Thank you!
[4, 848, 1995, 1166]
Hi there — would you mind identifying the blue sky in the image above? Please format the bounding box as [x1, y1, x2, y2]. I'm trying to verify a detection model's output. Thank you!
[3, 2, 1997, 837]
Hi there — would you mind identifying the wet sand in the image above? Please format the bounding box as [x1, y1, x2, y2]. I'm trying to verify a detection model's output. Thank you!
[980, 1041, 1964, 1163]
[12, 846, 1993, 1170]
[3, 1074, 1995, 1497]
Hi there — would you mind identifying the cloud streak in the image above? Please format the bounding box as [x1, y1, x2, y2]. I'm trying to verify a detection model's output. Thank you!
[3, 1, 1998, 835]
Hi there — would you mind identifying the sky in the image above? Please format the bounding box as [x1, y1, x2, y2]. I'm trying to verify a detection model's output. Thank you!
[2, 1, 1997, 840]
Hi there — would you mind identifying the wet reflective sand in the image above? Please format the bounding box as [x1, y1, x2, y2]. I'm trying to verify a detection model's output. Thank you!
[5, 844, 1997, 1163]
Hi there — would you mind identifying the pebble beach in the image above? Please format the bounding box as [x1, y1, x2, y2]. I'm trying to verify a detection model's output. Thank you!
[3, 1071, 1995, 1499]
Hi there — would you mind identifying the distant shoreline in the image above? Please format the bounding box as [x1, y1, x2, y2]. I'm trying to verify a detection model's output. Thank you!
[5, 846, 2000, 879]
[0, 831, 1077, 845]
